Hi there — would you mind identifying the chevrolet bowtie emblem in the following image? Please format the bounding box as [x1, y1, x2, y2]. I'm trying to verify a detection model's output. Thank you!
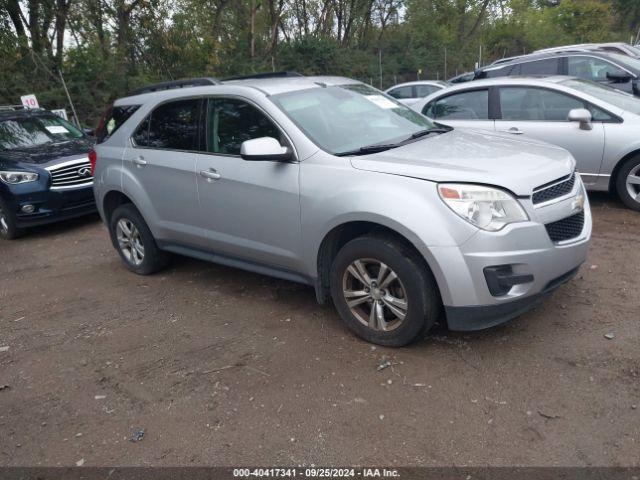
[572, 194, 585, 212]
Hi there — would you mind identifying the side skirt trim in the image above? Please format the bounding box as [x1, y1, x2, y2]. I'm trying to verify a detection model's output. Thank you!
[158, 241, 314, 287]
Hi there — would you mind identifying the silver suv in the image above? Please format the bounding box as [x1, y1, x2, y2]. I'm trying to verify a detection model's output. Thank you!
[92, 74, 592, 347]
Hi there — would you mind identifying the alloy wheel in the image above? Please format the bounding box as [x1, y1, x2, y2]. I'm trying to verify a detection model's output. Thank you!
[341, 258, 408, 332]
[116, 218, 145, 266]
[626, 164, 640, 203]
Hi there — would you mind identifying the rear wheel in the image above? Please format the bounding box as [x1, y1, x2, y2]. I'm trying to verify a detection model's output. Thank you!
[615, 156, 640, 211]
[109, 204, 169, 275]
[0, 198, 24, 240]
[330, 235, 440, 347]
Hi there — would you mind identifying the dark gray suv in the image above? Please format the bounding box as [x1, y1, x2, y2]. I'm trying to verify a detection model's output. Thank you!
[475, 51, 640, 96]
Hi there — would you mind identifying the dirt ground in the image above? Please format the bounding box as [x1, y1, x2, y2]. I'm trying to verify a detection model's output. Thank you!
[0, 192, 638, 467]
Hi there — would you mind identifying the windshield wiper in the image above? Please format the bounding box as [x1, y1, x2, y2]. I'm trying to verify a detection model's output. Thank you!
[335, 143, 401, 156]
[409, 127, 451, 139]
[335, 127, 451, 157]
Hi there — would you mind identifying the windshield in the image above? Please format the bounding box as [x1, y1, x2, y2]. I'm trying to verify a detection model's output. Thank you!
[270, 84, 437, 155]
[560, 78, 640, 115]
[0, 115, 84, 151]
[625, 45, 640, 57]
[606, 52, 640, 72]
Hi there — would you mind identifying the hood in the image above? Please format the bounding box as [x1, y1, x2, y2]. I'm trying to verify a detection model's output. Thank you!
[350, 129, 575, 196]
[0, 139, 92, 166]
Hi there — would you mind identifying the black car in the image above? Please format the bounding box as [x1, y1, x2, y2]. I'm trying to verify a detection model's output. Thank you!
[0, 107, 96, 239]
[468, 51, 640, 96]
[449, 71, 476, 84]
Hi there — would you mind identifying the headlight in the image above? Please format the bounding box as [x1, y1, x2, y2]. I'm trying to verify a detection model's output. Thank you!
[0, 171, 39, 184]
[438, 183, 528, 231]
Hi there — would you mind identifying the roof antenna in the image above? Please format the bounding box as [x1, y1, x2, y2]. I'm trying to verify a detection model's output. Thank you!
[58, 68, 81, 128]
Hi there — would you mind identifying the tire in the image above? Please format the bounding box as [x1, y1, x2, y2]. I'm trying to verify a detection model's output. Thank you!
[0, 198, 24, 240]
[329, 234, 440, 347]
[108, 203, 169, 275]
[615, 156, 640, 211]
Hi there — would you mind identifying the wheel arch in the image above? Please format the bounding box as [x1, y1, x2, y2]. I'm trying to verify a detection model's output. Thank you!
[609, 148, 640, 193]
[314, 220, 443, 306]
[103, 190, 134, 223]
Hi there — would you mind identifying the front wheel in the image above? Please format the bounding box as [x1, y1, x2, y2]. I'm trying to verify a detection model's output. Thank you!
[108, 204, 169, 275]
[329, 235, 441, 347]
[0, 198, 24, 240]
[615, 156, 640, 211]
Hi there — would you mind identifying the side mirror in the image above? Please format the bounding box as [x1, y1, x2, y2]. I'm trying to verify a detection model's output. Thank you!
[568, 108, 593, 131]
[606, 69, 633, 83]
[240, 137, 292, 162]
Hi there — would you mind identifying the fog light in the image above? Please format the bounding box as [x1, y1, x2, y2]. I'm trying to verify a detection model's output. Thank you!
[21, 204, 35, 214]
[484, 265, 534, 296]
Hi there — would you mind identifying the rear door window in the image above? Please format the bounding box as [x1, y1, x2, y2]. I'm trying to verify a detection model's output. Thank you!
[514, 58, 560, 75]
[484, 65, 515, 78]
[387, 86, 414, 99]
[96, 105, 140, 144]
[132, 116, 151, 147]
[146, 99, 200, 151]
[414, 85, 439, 97]
[425, 90, 489, 120]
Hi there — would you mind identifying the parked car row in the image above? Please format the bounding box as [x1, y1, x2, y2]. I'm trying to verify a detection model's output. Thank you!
[86, 73, 591, 346]
[384, 80, 450, 105]
[2, 62, 613, 346]
[410, 76, 640, 211]
[382, 42, 640, 212]
[476, 50, 640, 97]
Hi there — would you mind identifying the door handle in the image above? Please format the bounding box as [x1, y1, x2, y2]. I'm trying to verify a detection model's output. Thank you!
[133, 156, 147, 167]
[501, 127, 524, 135]
[199, 168, 221, 181]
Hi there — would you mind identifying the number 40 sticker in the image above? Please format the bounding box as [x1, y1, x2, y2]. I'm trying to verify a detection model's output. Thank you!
[20, 94, 40, 109]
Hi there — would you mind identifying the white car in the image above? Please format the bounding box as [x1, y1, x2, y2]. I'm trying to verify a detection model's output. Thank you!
[385, 81, 450, 106]
[411, 76, 640, 211]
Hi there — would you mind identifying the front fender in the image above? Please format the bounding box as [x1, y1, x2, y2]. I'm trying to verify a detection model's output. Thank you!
[299, 160, 478, 289]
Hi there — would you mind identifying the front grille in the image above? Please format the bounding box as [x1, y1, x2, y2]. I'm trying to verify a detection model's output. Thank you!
[47, 159, 93, 190]
[533, 173, 576, 205]
[545, 211, 584, 243]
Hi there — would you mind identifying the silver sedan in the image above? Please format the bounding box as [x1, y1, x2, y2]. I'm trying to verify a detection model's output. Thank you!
[411, 76, 640, 210]
[385, 80, 450, 106]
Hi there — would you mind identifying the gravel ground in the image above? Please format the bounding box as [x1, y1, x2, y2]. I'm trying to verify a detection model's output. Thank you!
[0, 192, 638, 467]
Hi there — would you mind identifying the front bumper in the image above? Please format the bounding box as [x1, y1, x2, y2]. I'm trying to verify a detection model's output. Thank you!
[424, 184, 592, 331]
[444, 266, 580, 331]
[5, 185, 96, 228]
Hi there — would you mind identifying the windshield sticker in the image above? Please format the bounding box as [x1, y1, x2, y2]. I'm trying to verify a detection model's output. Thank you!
[45, 125, 69, 134]
[365, 95, 398, 109]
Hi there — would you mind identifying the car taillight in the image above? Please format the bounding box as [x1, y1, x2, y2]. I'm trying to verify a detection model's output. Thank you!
[89, 150, 97, 175]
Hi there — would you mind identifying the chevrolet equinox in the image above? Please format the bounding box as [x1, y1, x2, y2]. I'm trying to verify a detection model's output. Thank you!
[92, 74, 592, 346]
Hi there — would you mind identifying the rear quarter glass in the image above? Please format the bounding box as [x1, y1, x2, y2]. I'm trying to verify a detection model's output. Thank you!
[96, 105, 140, 144]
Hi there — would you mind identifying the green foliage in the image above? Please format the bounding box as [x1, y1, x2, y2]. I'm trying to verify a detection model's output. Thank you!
[0, 0, 638, 126]
[553, 0, 614, 42]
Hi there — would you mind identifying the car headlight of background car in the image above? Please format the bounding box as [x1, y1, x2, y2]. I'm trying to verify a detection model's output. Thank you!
[0, 171, 39, 185]
[438, 183, 529, 231]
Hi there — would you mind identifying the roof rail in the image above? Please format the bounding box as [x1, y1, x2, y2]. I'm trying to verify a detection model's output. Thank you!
[0, 105, 46, 113]
[0, 105, 25, 111]
[129, 77, 220, 96]
[222, 71, 304, 81]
